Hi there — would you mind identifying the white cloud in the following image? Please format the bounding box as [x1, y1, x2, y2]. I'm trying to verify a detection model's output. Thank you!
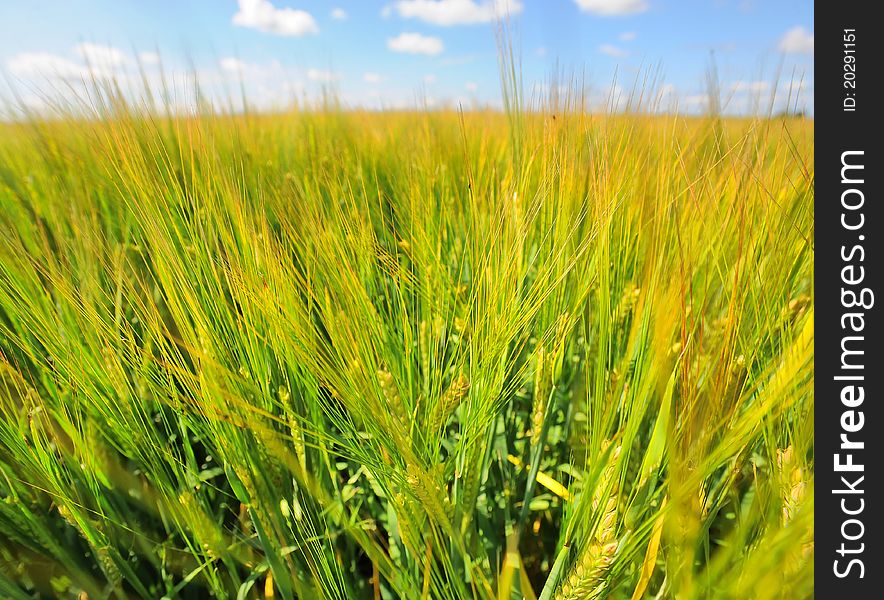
[532, 82, 565, 95]
[574, 0, 649, 16]
[536, 46, 547, 57]
[220, 57, 248, 73]
[779, 26, 813, 54]
[6, 52, 88, 79]
[5, 44, 131, 81]
[217, 57, 288, 82]
[684, 93, 710, 107]
[465, 81, 478, 92]
[307, 68, 338, 82]
[619, 31, 637, 41]
[730, 80, 769, 93]
[392, 0, 523, 26]
[219, 57, 268, 75]
[74, 43, 130, 67]
[655, 83, 675, 98]
[387, 32, 444, 55]
[583, 83, 627, 111]
[599, 44, 628, 57]
[232, 0, 319, 36]
[3, 50, 316, 116]
[331, 7, 348, 20]
[363, 71, 383, 83]
[424, 73, 437, 83]
[139, 51, 161, 66]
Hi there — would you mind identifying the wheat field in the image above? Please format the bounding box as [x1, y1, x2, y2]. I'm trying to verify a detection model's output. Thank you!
[0, 79, 813, 599]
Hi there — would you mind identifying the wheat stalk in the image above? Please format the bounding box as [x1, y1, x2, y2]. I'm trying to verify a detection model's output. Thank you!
[556, 443, 622, 600]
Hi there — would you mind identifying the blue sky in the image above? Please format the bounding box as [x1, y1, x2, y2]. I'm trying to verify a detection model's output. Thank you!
[0, 1, 814, 114]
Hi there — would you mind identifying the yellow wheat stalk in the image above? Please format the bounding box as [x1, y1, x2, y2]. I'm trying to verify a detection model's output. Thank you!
[556, 443, 622, 600]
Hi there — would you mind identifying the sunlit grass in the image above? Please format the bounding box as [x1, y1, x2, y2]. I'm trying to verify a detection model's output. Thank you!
[0, 72, 813, 600]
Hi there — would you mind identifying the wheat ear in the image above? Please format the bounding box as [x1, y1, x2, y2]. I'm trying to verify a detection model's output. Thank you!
[556, 443, 622, 600]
